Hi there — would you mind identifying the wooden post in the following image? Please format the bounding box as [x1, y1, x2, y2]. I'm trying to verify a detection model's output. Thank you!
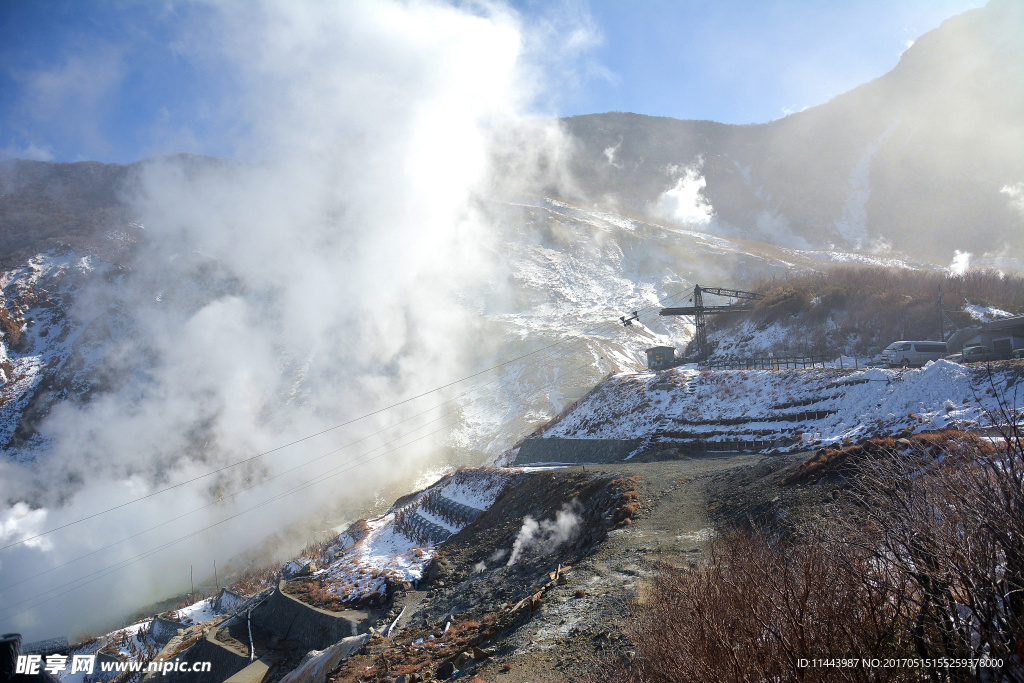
[215, 560, 219, 591]
[190, 565, 195, 603]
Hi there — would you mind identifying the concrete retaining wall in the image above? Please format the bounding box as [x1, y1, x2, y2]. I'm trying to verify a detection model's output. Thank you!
[150, 616, 182, 644]
[514, 437, 642, 465]
[223, 657, 271, 683]
[404, 511, 452, 543]
[249, 582, 367, 652]
[214, 588, 248, 614]
[162, 627, 250, 683]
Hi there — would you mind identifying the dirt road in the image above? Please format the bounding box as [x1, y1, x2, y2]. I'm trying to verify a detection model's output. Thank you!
[331, 449, 830, 683]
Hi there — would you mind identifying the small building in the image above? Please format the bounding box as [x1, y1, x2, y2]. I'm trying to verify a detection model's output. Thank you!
[954, 315, 1024, 355]
[645, 346, 676, 371]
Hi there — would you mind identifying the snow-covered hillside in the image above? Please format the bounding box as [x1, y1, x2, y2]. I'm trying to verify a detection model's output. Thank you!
[0, 249, 134, 459]
[1, 196, 927, 462]
[448, 196, 931, 454]
[527, 359, 1022, 454]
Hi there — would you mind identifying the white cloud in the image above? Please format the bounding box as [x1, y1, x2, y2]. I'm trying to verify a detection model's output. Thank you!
[16, 44, 125, 155]
[0, 141, 54, 162]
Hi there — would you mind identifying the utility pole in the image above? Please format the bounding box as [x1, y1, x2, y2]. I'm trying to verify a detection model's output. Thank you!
[937, 288, 945, 342]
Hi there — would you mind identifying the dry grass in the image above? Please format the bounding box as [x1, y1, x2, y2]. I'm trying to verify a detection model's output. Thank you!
[0, 305, 23, 350]
[228, 562, 278, 595]
[706, 265, 1024, 356]
[592, 421, 1024, 682]
[780, 429, 995, 486]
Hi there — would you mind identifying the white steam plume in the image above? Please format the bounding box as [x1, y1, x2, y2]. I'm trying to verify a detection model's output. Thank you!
[657, 161, 714, 226]
[0, 1, 586, 640]
[950, 249, 972, 275]
[506, 501, 580, 566]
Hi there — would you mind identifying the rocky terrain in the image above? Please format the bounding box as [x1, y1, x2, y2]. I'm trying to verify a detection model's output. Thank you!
[46, 353, 1022, 681]
[63, 449, 826, 682]
[2, 1, 1023, 671]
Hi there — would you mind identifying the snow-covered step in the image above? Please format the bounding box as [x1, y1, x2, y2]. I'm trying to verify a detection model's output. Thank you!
[421, 492, 484, 527]
[401, 511, 452, 544]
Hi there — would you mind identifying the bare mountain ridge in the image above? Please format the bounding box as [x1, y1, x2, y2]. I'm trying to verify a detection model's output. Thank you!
[3, 2, 1021, 269]
[0, 154, 231, 269]
[562, 0, 1024, 264]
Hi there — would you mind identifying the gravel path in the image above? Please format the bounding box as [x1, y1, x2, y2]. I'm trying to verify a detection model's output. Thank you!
[332, 449, 833, 682]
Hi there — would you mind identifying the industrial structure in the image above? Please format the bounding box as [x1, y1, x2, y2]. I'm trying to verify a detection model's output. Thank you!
[659, 284, 764, 361]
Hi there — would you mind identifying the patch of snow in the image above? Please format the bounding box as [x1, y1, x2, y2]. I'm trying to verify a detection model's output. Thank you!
[305, 468, 519, 603]
[964, 303, 1014, 322]
[541, 359, 1020, 450]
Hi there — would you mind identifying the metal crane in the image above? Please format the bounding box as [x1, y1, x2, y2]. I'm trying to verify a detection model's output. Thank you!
[659, 284, 764, 361]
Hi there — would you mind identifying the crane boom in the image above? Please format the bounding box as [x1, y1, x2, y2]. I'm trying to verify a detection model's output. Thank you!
[659, 284, 763, 361]
[698, 287, 764, 301]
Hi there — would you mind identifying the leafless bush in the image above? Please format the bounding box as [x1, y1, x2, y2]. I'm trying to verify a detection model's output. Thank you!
[228, 562, 278, 595]
[590, 531, 912, 683]
[298, 535, 334, 566]
[844, 424, 1024, 680]
[600, 423, 1024, 682]
[708, 266, 1024, 356]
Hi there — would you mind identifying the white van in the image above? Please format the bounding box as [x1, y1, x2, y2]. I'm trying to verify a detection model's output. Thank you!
[883, 340, 948, 368]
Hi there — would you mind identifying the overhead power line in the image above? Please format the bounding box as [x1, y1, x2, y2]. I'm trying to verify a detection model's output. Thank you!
[1, 288, 690, 554]
[0, 355, 601, 609]
[0, 281, 698, 621]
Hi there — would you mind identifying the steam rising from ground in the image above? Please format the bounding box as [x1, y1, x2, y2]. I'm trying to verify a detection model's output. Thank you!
[657, 161, 714, 226]
[0, 1, 585, 640]
[949, 249, 972, 275]
[506, 501, 581, 566]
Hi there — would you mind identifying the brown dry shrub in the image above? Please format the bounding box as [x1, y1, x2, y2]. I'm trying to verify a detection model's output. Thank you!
[593, 421, 1024, 683]
[590, 531, 913, 683]
[229, 563, 278, 595]
[843, 423, 1024, 678]
[298, 535, 332, 563]
[781, 429, 997, 487]
[708, 265, 1024, 356]
[0, 305, 22, 349]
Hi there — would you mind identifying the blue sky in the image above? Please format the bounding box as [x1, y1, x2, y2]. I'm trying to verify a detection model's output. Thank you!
[0, 0, 985, 164]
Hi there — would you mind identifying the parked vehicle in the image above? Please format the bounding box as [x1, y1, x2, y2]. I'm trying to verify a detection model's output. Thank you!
[947, 345, 1012, 363]
[1014, 348, 1024, 359]
[883, 340, 948, 368]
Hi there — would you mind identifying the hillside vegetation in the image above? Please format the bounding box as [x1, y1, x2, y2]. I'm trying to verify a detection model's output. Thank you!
[590, 429, 1024, 683]
[704, 266, 1024, 358]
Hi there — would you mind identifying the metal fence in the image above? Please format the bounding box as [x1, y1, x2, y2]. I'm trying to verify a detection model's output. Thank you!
[703, 355, 831, 370]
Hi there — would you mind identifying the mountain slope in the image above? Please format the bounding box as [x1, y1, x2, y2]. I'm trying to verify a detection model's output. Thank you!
[562, 0, 1024, 264]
